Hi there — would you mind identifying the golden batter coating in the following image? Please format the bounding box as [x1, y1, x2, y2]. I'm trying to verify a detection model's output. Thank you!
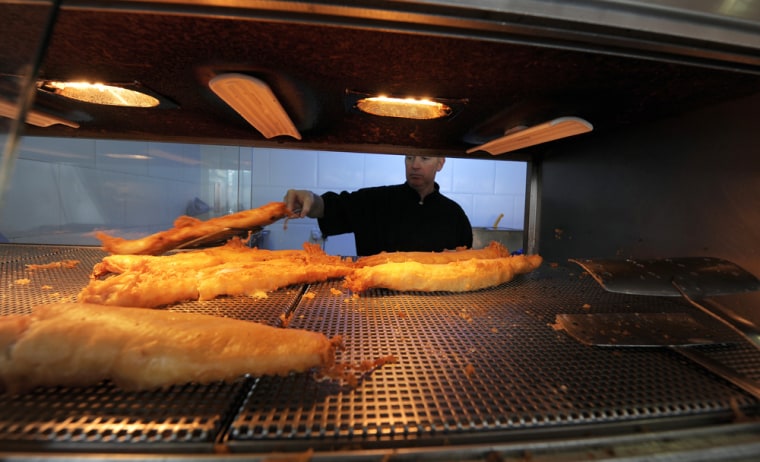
[79, 241, 355, 307]
[344, 253, 543, 293]
[95, 202, 292, 255]
[0, 303, 341, 394]
[90, 237, 310, 278]
[355, 241, 511, 267]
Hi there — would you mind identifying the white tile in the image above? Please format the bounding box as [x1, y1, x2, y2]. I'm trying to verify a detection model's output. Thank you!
[318, 151, 364, 189]
[209, 170, 240, 215]
[239, 147, 254, 171]
[510, 194, 526, 229]
[494, 161, 528, 195]
[199, 145, 225, 170]
[200, 145, 242, 171]
[251, 186, 294, 207]
[220, 146, 242, 171]
[269, 148, 318, 187]
[171, 182, 199, 218]
[58, 165, 107, 225]
[238, 169, 253, 211]
[95, 170, 142, 227]
[259, 217, 356, 253]
[181, 144, 202, 183]
[148, 142, 186, 180]
[265, 222, 312, 250]
[19, 137, 96, 167]
[252, 148, 271, 184]
[471, 194, 517, 229]
[0, 159, 63, 236]
[123, 178, 166, 228]
[121, 177, 191, 229]
[238, 149, 254, 211]
[323, 233, 356, 256]
[364, 154, 405, 186]
[433, 157, 453, 192]
[450, 157, 495, 194]
[96, 140, 150, 175]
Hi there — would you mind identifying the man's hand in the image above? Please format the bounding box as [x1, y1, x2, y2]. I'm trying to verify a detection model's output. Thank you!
[284, 189, 325, 218]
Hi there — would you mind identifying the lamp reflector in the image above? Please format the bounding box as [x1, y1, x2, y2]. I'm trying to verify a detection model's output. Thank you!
[466, 117, 592, 155]
[209, 73, 301, 140]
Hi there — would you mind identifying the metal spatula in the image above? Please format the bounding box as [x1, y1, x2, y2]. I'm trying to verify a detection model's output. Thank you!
[569, 257, 760, 348]
[555, 312, 725, 347]
[173, 226, 262, 250]
[568, 257, 760, 298]
[555, 312, 760, 400]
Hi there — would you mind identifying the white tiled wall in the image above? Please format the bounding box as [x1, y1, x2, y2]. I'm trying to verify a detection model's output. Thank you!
[251, 148, 526, 255]
[0, 138, 526, 255]
[0, 137, 207, 244]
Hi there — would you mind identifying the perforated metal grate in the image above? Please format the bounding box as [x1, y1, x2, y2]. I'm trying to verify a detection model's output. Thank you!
[228, 274, 760, 452]
[0, 245, 101, 313]
[0, 380, 249, 452]
[0, 244, 301, 451]
[0, 245, 304, 322]
[0, 244, 759, 454]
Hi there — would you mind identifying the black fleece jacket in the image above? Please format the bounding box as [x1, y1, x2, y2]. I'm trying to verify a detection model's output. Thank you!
[318, 182, 472, 256]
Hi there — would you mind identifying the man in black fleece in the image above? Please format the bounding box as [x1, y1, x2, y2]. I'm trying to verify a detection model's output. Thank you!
[285, 155, 472, 256]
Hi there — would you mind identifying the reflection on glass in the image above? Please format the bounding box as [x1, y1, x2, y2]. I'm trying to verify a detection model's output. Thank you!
[0, 2, 59, 210]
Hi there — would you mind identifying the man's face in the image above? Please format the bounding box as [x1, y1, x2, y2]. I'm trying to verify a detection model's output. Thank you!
[405, 156, 444, 191]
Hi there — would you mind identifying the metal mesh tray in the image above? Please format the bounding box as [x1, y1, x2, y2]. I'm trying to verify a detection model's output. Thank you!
[0, 244, 759, 454]
[0, 380, 249, 453]
[0, 244, 302, 452]
[227, 274, 760, 452]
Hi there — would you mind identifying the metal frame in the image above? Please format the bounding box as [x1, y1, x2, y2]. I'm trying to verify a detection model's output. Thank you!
[55, 0, 760, 72]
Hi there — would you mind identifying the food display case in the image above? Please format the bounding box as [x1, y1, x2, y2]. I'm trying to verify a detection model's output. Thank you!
[1, 1, 759, 460]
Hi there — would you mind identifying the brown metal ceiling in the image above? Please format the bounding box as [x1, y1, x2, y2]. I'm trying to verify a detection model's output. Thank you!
[2, 1, 760, 159]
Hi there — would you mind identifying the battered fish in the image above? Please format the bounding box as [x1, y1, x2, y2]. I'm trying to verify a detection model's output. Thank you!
[0, 303, 341, 394]
[95, 202, 292, 255]
[355, 241, 511, 267]
[344, 254, 543, 293]
[79, 241, 355, 307]
[90, 237, 310, 278]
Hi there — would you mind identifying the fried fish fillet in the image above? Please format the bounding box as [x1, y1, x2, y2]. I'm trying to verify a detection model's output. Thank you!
[90, 237, 308, 278]
[355, 241, 511, 267]
[0, 303, 341, 394]
[78, 241, 355, 307]
[95, 202, 292, 255]
[344, 253, 543, 293]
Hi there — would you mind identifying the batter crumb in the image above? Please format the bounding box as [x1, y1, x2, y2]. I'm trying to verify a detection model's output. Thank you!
[26, 259, 80, 271]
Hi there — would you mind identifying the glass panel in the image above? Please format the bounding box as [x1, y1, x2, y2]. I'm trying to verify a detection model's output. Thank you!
[0, 139, 527, 255]
[0, 2, 58, 220]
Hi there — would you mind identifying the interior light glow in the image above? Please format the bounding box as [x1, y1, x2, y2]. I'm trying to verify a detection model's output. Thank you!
[39, 81, 160, 107]
[356, 96, 452, 120]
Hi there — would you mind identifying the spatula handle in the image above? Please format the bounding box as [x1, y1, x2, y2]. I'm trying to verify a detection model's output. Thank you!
[672, 346, 760, 401]
[672, 280, 760, 352]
